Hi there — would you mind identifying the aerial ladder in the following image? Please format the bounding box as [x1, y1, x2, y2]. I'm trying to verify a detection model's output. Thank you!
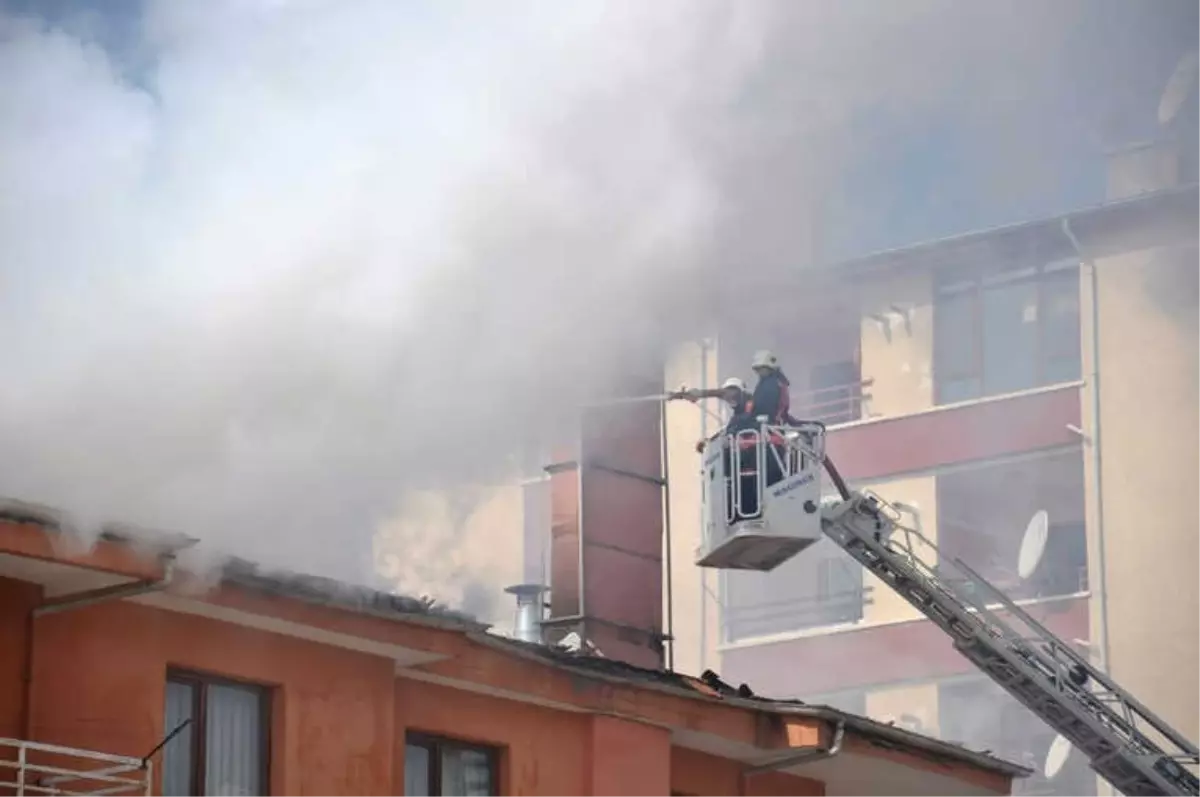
[693, 419, 1200, 797]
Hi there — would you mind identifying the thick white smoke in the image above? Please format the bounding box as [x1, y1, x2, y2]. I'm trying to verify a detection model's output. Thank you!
[0, 0, 1186, 619]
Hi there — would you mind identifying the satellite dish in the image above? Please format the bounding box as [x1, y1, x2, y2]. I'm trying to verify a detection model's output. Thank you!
[1159, 51, 1199, 126]
[1044, 734, 1073, 779]
[1017, 510, 1050, 579]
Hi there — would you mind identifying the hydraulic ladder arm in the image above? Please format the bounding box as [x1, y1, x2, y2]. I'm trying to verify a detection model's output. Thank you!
[816, 480, 1199, 796]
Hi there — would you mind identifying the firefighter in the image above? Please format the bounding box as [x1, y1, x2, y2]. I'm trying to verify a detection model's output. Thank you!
[747, 349, 795, 487]
[747, 349, 794, 425]
[668, 377, 752, 452]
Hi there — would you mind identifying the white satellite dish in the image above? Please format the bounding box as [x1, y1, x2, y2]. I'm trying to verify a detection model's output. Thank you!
[1159, 51, 1199, 126]
[1017, 510, 1050, 580]
[1044, 734, 1074, 779]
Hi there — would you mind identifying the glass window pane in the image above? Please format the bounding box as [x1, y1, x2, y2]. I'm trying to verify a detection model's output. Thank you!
[939, 377, 981, 404]
[163, 681, 195, 797]
[1041, 270, 1081, 383]
[934, 291, 977, 382]
[205, 683, 264, 796]
[724, 539, 863, 639]
[441, 746, 492, 796]
[405, 744, 431, 796]
[981, 280, 1038, 395]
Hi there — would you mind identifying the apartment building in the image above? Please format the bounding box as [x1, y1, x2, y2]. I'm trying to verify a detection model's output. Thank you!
[662, 139, 1198, 795]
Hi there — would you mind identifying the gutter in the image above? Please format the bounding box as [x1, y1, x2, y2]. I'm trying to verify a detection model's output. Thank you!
[743, 718, 845, 776]
[1061, 216, 1113, 675]
[33, 562, 177, 617]
[23, 555, 180, 745]
[462, 632, 1030, 779]
[773, 705, 1032, 780]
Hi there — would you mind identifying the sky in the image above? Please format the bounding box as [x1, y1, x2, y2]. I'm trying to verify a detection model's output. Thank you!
[0, 0, 1194, 615]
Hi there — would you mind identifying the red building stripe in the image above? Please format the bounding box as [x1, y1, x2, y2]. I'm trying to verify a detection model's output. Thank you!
[825, 385, 1083, 483]
[720, 595, 1090, 697]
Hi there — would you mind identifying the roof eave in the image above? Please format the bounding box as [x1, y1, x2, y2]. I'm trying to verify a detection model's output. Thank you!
[820, 182, 1199, 280]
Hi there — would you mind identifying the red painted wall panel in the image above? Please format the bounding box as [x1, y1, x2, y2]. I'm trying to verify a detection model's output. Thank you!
[720, 596, 1090, 697]
[826, 385, 1082, 482]
[547, 375, 666, 670]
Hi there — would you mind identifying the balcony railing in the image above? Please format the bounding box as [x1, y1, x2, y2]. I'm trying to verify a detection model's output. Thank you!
[791, 379, 873, 426]
[0, 738, 151, 796]
[946, 563, 1089, 605]
[724, 586, 874, 642]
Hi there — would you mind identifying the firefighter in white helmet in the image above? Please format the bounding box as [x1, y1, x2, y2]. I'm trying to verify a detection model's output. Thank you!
[668, 376, 752, 452]
[748, 349, 793, 426]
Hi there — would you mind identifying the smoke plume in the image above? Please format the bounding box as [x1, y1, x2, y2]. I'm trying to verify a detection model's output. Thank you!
[0, 0, 1191, 616]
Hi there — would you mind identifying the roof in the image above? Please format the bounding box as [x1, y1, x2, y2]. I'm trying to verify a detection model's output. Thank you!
[482, 633, 1031, 780]
[217, 556, 486, 629]
[0, 497, 1030, 782]
[771, 183, 1199, 289]
[0, 497, 484, 630]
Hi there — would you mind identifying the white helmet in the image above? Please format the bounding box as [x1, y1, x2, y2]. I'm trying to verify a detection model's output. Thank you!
[720, 376, 746, 392]
[751, 349, 779, 371]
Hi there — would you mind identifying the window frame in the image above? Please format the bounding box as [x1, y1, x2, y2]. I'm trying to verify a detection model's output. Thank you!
[933, 260, 1081, 405]
[405, 732, 500, 797]
[934, 448, 1088, 602]
[164, 668, 272, 796]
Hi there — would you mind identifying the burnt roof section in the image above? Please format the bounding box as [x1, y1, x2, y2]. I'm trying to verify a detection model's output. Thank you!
[218, 557, 486, 629]
[0, 498, 68, 529]
[481, 633, 1031, 780]
[0, 497, 485, 630]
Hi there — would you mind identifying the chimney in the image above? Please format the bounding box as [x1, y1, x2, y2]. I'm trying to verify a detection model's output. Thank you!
[505, 583, 547, 644]
[543, 365, 667, 670]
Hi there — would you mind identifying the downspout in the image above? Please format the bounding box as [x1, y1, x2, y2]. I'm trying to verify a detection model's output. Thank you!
[740, 719, 846, 794]
[21, 607, 34, 738]
[1062, 216, 1112, 674]
[698, 337, 711, 673]
[661, 395, 675, 672]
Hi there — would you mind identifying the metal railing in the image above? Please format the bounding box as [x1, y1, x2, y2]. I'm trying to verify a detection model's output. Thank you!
[724, 585, 874, 642]
[0, 738, 151, 796]
[791, 378, 873, 426]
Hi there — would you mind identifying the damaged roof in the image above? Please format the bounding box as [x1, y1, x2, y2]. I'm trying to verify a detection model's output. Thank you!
[2, 498, 1028, 780]
[482, 633, 1032, 780]
[0, 497, 484, 630]
[218, 556, 485, 629]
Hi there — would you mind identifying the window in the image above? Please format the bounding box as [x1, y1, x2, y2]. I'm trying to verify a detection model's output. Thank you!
[939, 676, 1094, 795]
[805, 688, 867, 716]
[723, 539, 866, 641]
[405, 734, 498, 796]
[162, 671, 270, 796]
[933, 260, 1080, 404]
[936, 449, 1087, 601]
[807, 359, 863, 424]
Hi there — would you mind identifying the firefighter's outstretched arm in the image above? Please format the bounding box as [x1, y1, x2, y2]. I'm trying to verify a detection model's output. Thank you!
[667, 385, 729, 402]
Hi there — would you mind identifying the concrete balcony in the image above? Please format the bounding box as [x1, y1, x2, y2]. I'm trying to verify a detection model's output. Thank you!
[819, 381, 1084, 483]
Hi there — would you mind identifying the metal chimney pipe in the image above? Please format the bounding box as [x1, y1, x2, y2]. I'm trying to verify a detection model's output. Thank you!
[504, 584, 547, 644]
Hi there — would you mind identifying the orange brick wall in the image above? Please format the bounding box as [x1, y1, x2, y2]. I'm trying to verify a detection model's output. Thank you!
[395, 678, 591, 795]
[26, 600, 396, 795]
[2, 588, 838, 796]
[0, 577, 39, 739]
[670, 746, 825, 796]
